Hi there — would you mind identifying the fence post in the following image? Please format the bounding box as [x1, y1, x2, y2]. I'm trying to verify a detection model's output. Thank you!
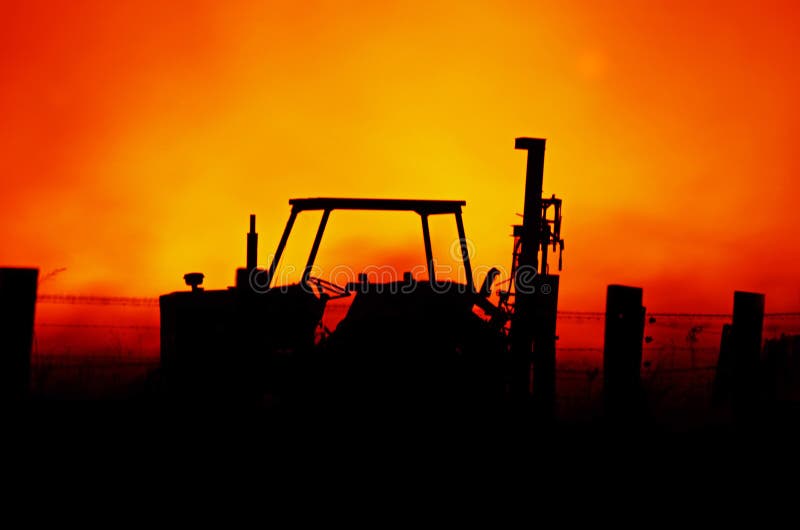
[713, 291, 765, 416]
[603, 284, 646, 422]
[0, 268, 38, 401]
[731, 291, 765, 415]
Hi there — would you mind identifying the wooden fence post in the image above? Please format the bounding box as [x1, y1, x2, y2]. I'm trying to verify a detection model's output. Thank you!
[0, 268, 38, 401]
[603, 284, 646, 422]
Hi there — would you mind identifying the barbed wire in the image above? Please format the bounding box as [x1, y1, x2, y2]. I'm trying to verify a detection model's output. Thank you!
[38, 294, 159, 306]
[37, 323, 159, 329]
[35, 294, 800, 316]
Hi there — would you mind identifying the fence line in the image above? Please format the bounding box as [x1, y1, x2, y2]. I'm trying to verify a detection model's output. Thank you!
[37, 323, 159, 329]
[34, 293, 800, 317]
[38, 294, 159, 306]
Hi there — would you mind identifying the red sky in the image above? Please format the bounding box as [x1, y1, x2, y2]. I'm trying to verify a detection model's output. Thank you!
[1, 0, 799, 312]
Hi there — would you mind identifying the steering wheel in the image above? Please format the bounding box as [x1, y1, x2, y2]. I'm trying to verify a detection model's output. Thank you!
[305, 276, 351, 299]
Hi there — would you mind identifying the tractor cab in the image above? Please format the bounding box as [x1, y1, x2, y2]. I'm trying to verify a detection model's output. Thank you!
[266, 198, 508, 408]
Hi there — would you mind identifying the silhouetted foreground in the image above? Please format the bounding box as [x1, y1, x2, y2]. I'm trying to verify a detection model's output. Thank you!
[3, 138, 800, 438]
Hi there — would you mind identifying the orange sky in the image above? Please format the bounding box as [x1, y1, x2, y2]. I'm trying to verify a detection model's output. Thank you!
[2, 0, 799, 312]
